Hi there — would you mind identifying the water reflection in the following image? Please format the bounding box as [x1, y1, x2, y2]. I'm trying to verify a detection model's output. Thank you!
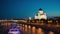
[37, 28, 44, 34]
[49, 31, 54, 34]
[28, 25, 31, 34]
[19, 24, 55, 34]
[32, 26, 36, 34]
[25, 25, 27, 32]
[25, 25, 44, 34]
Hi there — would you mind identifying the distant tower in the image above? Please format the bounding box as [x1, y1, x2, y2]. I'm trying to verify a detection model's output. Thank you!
[29, 17, 31, 20]
[34, 8, 47, 20]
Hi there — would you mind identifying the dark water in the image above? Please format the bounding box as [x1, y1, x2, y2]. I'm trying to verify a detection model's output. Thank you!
[0, 23, 60, 34]
[19, 25, 56, 34]
[0, 25, 8, 34]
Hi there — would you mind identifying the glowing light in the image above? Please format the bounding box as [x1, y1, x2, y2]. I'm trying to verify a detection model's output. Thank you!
[37, 28, 44, 34]
[49, 31, 54, 34]
[32, 26, 36, 34]
[28, 25, 31, 29]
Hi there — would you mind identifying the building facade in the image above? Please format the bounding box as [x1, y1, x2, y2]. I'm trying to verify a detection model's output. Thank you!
[34, 8, 47, 20]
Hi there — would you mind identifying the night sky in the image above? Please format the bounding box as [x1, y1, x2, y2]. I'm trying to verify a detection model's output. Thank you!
[0, 0, 60, 19]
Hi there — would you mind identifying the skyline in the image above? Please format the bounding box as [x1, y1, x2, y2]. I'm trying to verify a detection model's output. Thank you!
[0, 0, 60, 19]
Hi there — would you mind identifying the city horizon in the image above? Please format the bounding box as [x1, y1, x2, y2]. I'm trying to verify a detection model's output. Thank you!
[0, 0, 60, 19]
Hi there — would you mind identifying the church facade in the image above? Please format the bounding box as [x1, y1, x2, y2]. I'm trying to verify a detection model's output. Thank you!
[34, 8, 47, 20]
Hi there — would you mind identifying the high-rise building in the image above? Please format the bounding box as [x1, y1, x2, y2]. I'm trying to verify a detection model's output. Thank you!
[34, 8, 47, 20]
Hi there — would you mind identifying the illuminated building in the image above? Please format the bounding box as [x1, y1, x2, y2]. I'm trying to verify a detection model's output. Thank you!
[34, 8, 47, 20]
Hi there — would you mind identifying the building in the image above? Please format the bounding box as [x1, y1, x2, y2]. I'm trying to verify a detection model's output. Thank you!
[34, 8, 47, 20]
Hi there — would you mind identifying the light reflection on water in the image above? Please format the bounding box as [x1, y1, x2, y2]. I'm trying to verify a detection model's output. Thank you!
[32, 26, 36, 34]
[48, 31, 54, 34]
[27, 25, 31, 34]
[19, 24, 55, 34]
[23, 25, 45, 34]
[25, 25, 27, 32]
[1, 22, 60, 34]
[37, 28, 44, 34]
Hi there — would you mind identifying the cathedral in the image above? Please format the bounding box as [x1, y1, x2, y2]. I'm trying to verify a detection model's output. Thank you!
[34, 8, 47, 20]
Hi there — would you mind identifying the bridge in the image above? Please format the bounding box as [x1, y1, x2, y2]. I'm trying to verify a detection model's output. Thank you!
[0, 20, 26, 22]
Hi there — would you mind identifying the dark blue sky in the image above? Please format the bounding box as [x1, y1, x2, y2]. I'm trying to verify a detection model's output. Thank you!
[0, 0, 60, 19]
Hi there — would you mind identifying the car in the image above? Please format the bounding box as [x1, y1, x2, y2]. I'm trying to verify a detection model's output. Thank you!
[8, 28, 20, 34]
